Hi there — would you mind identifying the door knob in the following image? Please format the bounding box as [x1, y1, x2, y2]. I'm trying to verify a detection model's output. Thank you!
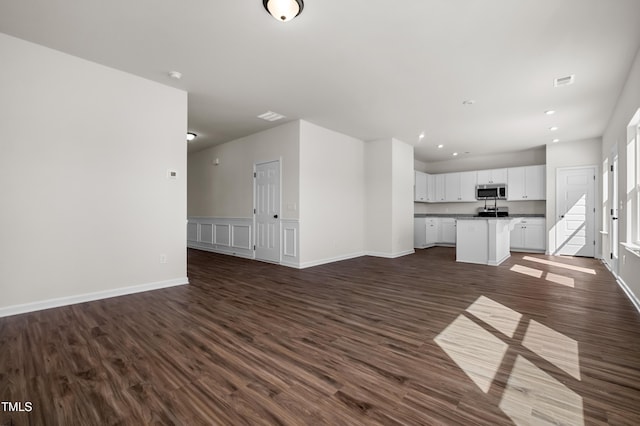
[273, 214, 278, 219]
[560, 215, 565, 218]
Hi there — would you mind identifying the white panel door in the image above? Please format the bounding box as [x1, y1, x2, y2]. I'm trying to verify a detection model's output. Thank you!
[556, 167, 596, 257]
[255, 161, 280, 263]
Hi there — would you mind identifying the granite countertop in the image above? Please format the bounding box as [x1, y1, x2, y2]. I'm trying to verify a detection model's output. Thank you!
[414, 213, 545, 218]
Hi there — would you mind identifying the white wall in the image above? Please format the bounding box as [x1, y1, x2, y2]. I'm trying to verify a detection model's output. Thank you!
[187, 121, 300, 219]
[602, 45, 640, 304]
[392, 139, 415, 255]
[365, 138, 415, 257]
[421, 147, 546, 174]
[545, 138, 602, 255]
[299, 121, 365, 265]
[0, 34, 188, 315]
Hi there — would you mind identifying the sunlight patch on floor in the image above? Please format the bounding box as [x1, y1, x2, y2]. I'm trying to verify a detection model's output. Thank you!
[499, 355, 584, 426]
[465, 295, 523, 338]
[522, 319, 581, 380]
[522, 256, 596, 275]
[434, 314, 508, 393]
[545, 272, 575, 288]
[510, 264, 543, 278]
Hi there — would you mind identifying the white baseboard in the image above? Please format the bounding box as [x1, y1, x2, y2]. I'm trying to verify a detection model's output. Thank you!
[601, 259, 640, 315]
[366, 249, 415, 259]
[0, 277, 189, 318]
[616, 276, 640, 315]
[298, 251, 366, 269]
[187, 243, 254, 260]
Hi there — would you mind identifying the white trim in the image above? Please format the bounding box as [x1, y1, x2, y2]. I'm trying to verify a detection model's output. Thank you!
[488, 253, 510, 266]
[617, 276, 640, 314]
[366, 249, 415, 259]
[0, 278, 189, 318]
[298, 251, 366, 269]
[621, 242, 640, 258]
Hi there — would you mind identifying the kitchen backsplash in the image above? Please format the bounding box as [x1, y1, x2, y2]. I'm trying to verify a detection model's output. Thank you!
[414, 200, 546, 215]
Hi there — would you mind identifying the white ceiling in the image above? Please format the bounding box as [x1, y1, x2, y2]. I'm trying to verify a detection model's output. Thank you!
[1, 0, 639, 162]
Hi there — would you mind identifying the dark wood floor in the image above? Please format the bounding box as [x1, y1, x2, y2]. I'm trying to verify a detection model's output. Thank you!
[1, 247, 640, 425]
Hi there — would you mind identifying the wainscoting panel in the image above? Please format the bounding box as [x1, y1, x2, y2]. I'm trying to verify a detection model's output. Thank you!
[232, 225, 251, 250]
[214, 224, 230, 246]
[187, 218, 254, 259]
[200, 223, 214, 244]
[281, 219, 300, 268]
[188, 218, 300, 267]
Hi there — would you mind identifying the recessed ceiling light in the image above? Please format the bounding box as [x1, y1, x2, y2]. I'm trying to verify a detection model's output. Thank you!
[453, 152, 459, 156]
[462, 100, 476, 105]
[549, 126, 559, 131]
[168, 71, 182, 80]
[257, 111, 286, 122]
[437, 144, 444, 149]
[545, 110, 556, 115]
[552, 138, 560, 143]
[186, 132, 197, 141]
[419, 132, 425, 140]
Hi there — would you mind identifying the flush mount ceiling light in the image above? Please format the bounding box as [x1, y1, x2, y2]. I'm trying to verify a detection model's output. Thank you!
[549, 126, 559, 131]
[453, 152, 459, 156]
[437, 144, 444, 149]
[186, 132, 197, 141]
[545, 110, 556, 115]
[419, 132, 425, 140]
[552, 138, 560, 143]
[263, 0, 304, 22]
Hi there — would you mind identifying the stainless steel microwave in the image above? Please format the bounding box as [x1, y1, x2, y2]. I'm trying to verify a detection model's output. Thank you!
[476, 184, 507, 200]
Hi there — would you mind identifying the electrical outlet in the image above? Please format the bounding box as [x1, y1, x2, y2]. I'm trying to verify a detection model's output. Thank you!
[160, 254, 167, 264]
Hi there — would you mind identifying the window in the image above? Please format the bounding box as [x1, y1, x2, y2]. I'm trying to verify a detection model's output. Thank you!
[626, 109, 640, 246]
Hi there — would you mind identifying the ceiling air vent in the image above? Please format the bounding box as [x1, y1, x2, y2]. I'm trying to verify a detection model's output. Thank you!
[257, 111, 286, 122]
[554, 74, 575, 87]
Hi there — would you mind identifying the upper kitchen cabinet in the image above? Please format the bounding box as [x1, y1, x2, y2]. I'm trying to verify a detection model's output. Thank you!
[415, 171, 428, 202]
[445, 171, 477, 202]
[477, 168, 508, 185]
[435, 174, 446, 202]
[415, 172, 436, 202]
[507, 165, 546, 200]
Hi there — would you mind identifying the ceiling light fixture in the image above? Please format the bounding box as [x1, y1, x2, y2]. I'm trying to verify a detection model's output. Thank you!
[186, 132, 197, 141]
[168, 71, 182, 80]
[257, 111, 286, 122]
[453, 152, 459, 156]
[263, 0, 304, 22]
[437, 144, 444, 149]
[419, 132, 425, 140]
[552, 138, 560, 143]
[545, 110, 556, 115]
[549, 126, 558, 131]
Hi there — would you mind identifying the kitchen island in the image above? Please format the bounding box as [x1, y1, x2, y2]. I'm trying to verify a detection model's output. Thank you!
[456, 217, 523, 266]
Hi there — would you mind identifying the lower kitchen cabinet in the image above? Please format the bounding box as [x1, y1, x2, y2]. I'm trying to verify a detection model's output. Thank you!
[414, 218, 440, 248]
[439, 218, 456, 244]
[510, 218, 545, 252]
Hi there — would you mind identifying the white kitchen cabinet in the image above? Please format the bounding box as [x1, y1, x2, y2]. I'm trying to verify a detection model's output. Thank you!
[460, 171, 477, 201]
[426, 174, 435, 202]
[435, 174, 446, 202]
[444, 171, 476, 202]
[425, 218, 439, 245]
[510, 218, 545, 251]
[477, 168, 508, 185]
[415, 171, 428, 202]
[507, 165, 546, 201]
[414, 218, 426, 247]
[440, 218, 456, 244]
[444, 173, 461, 202]
[414, 217, 439, 248]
